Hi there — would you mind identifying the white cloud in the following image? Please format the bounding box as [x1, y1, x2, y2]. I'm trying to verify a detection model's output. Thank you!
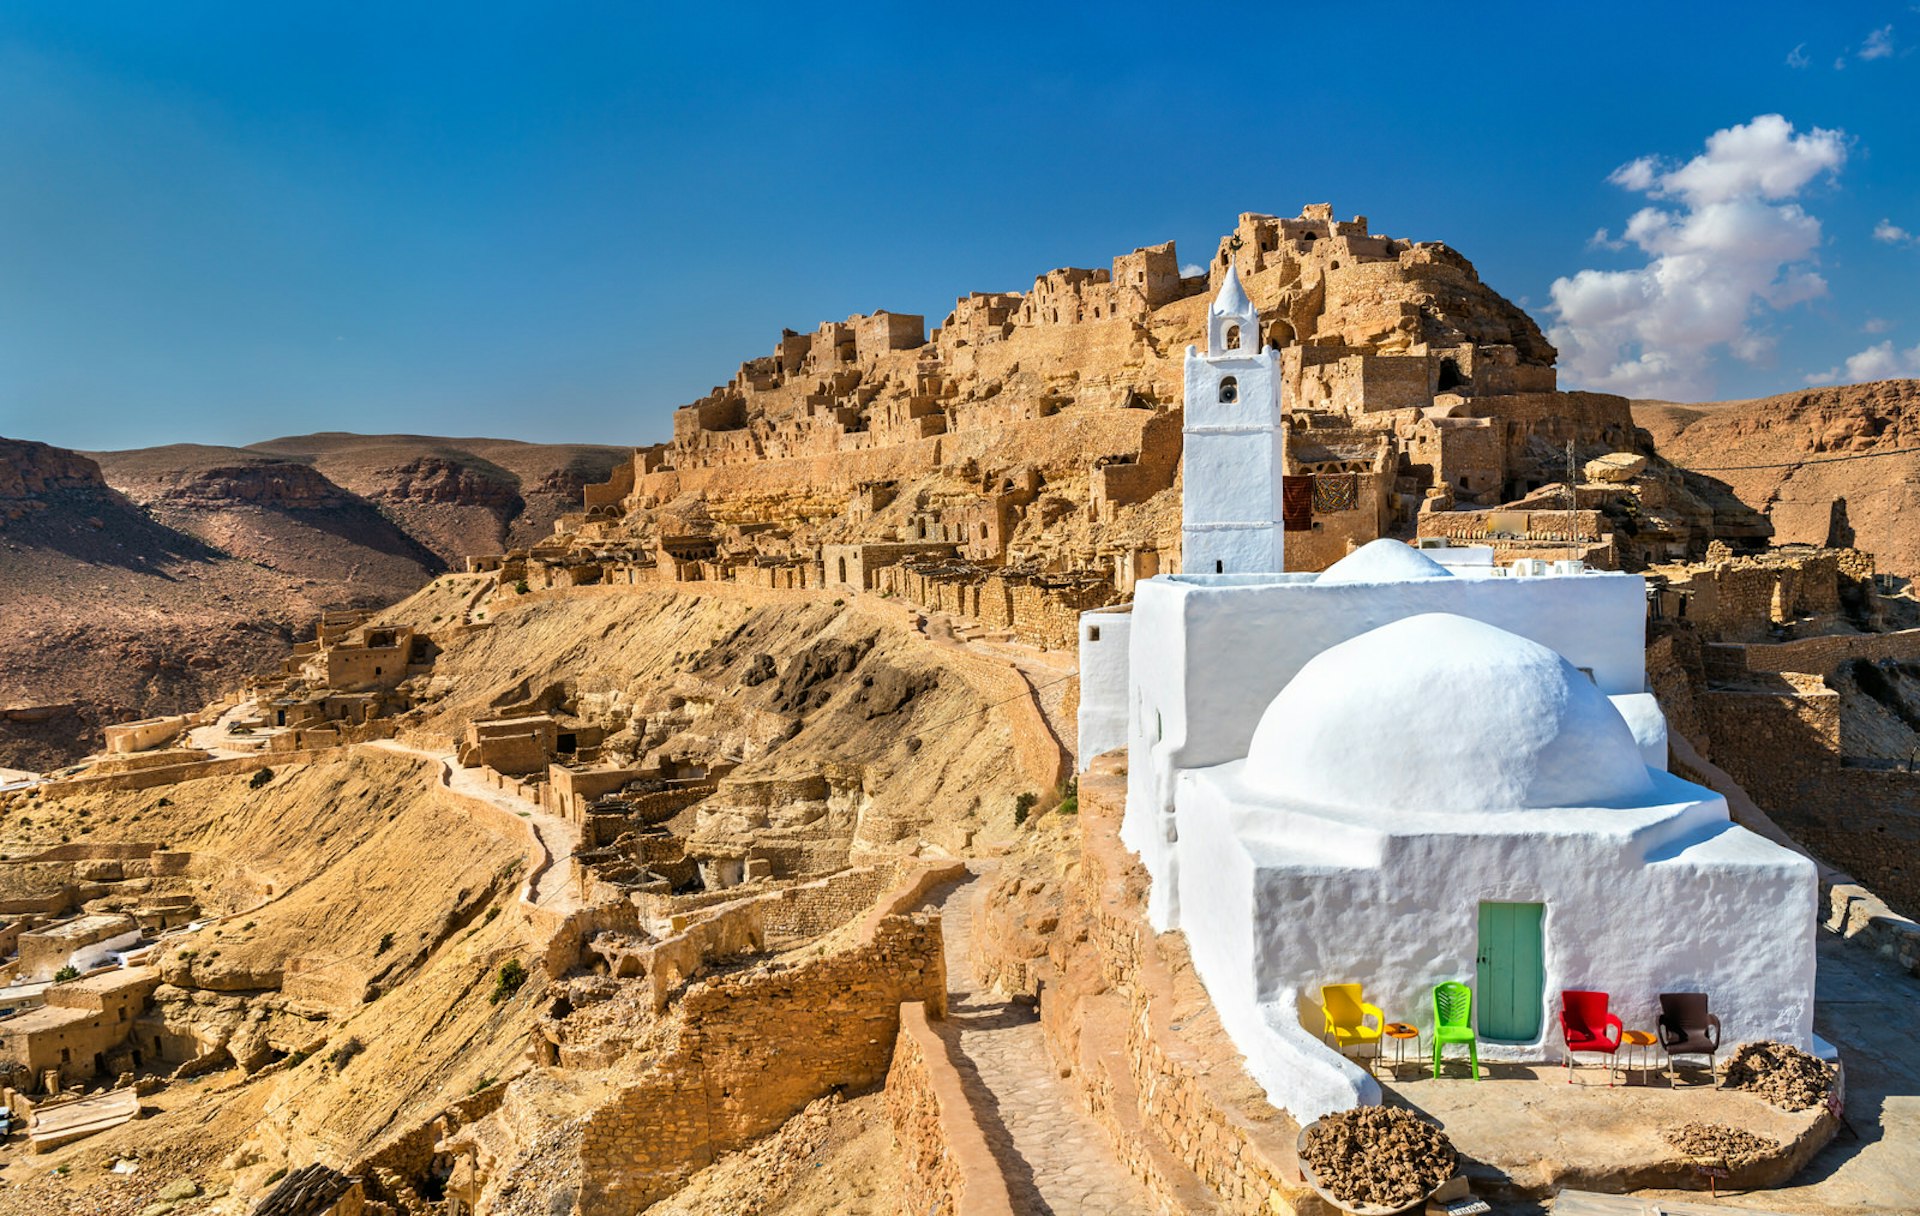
[1548, 115, 1848, 399]
[1787, 42, 1811, 68]
[1865, 317, 1893, 333]
[1653, 114, 1847, 205]
[1859, 25, 1896, 60]
[1805, 367, 1839, 385]
[1588, 227, 1624, 250]
[1607, 157, 1659, 192]
[1179, 262, 1202, 278]
[1874, 218, 1915, 244]
[1843, 340, 1920, 381]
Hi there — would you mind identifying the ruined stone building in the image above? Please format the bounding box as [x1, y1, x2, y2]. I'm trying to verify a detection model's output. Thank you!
[471, 204, 1737, 650]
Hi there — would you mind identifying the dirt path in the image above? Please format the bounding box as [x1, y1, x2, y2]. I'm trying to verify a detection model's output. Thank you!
[364, 740, 582, 914]
[186, 698, 259, 758]
[919, 610, 1078, 772]
[928, 868, 1155, 1215]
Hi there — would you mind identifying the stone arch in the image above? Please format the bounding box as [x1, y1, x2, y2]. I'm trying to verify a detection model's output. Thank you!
[1225, 324, 1241, 350]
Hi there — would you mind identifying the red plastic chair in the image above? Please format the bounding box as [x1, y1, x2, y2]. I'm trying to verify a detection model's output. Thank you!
[1559, 990, 1623, 1085]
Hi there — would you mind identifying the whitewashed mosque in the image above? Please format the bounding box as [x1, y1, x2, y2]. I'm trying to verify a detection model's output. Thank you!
[1075, 268, 1819, 1121]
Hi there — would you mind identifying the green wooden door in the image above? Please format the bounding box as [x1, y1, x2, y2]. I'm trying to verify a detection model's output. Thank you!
[1475, 901, 1545, 1042]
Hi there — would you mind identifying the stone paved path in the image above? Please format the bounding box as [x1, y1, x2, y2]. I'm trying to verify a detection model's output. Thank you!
[1628, 929, 1920, 1216]
[930, 869, 1157, 1215]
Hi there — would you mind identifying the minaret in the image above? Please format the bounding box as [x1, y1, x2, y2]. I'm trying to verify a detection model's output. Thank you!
[1181, 264, 1285, 574]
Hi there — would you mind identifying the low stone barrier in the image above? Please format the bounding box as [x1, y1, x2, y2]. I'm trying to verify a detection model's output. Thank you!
[564, 911, 947, 1214]
[885, 1000, 1016, 1216]
[1826, 882, 1920, 976]
[34, 749, 334, 796]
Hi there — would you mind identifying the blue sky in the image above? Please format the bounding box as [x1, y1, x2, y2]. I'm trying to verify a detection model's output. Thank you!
[1, 2, 1915, 452]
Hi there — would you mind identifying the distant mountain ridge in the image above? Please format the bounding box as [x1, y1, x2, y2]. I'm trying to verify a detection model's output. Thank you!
[0, 432, 628, 769]
[1634, 379, 1920, 578]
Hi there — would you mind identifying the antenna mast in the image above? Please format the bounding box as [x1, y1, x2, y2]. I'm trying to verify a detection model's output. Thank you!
[1565, 438, 1577, 566]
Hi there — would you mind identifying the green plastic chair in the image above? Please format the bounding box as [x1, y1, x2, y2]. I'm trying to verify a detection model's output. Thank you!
[1432, 981, 1480, 1080]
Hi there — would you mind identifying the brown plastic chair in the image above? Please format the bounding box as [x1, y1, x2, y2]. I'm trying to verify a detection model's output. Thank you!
[1657, 992, 1722, 1085]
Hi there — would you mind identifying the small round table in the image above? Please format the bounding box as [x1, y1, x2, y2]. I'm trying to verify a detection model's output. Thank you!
[1620, 1029, 1660, 1084]
[1382, 1022, 1421, 1075]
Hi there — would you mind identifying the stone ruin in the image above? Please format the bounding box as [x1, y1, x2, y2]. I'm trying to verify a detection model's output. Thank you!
[464, 203, 1741, 650]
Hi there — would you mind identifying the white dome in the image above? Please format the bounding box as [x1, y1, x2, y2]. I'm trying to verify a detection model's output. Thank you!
[1242, 613, 1655, 814]
[1318, 540, 1453, 585]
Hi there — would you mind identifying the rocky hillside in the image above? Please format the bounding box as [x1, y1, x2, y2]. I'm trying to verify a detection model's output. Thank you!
[96, 433, 628, 569]
[0, 434, 627, 770]
[1635, 380, 1920, 577]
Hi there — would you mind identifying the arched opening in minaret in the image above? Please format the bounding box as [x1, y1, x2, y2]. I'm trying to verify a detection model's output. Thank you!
[1218, 376, 1239, 404]
[1225, 325, 1241, 351]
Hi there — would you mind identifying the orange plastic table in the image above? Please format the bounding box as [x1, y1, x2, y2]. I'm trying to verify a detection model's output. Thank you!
[1621, 1029, 1660, 1083]
[1383, 1022, 1421, 1073]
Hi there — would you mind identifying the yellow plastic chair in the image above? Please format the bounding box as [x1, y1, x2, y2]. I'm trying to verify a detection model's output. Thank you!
[1321, 983, 1385, 1062]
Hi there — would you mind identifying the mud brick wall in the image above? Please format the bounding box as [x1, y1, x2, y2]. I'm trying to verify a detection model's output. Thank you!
[574, 912, 946, 1215]
[885, 1000, 1016, 1216]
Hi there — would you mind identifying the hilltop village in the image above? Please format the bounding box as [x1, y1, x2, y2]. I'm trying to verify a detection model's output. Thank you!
[1, 207, 1919, 1216]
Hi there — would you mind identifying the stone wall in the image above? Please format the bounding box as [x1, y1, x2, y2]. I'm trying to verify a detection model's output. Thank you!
[1703, 684, 1920, 916]
[35, 749, 333, 797]
[1827, 881, 1920, 977]
[870, 562, 1120, 651]
[571, 911, 947, 1214]
[1711, 627, 1920, 679]
[970, 757, 1334, 1215]
[102, 715, 192, 755]
[885, 1000, 1016, 1216]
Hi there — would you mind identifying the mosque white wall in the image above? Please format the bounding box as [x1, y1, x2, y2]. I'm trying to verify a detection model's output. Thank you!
[1170, 764, 1817, 1121]
[1122, 583, 1193, 928]
[1138, 569, 1648, 774]
[1610, 692, 1670, 771]
[1075, 607, 1133, 773]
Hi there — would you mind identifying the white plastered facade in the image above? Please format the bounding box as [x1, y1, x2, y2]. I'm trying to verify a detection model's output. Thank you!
[1181, 265, 1284, 577]
[1075, 276, 1818, 1124]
